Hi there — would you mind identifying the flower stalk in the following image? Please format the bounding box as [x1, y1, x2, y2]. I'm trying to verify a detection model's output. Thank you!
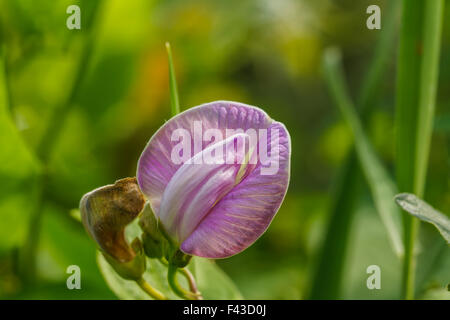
[159, 257, 202, 299]
[168, 264, 202, 300]
[136, 277, 168, 300]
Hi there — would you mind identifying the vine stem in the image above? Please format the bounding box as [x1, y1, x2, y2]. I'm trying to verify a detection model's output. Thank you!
[179, 268, 202, 299]
[159, 258, 202, 298]
[135, 277, 168, 300]
[167, 264, 202, 300]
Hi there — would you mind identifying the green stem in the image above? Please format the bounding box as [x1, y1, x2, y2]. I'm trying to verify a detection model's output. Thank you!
[179, 268, 202, 299]
[395, 0, 444, 299]
[136, 277, 168, 300]
[308, 0, 399, 299]
[159, 258, 202, 298]
[167, 264, 201, 300]
[166, 42, 180, 116]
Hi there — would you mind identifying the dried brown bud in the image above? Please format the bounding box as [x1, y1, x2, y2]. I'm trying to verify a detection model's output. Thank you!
[103, 238, 147, 280]
[80, 177, 146, 262]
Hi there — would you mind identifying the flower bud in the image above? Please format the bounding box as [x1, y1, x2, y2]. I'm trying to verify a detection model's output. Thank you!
[80, 177, 146, 262]
[139, 203, 167, 258]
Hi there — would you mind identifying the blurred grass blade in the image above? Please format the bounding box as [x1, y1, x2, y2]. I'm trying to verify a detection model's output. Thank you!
[0, 48, 40, 169]
[309, 1, 400, 299]
[20, 0, 105, 283]
[308, 158, 362, 299]
[166, 42, 180, 116]
[434, 114, 450, 133]
[0, 48, 42, 252]
[395, 0, 444, 299]
[322, 47, 404, 257]
[395, 193, 450, 244]
[37, 1, 104, 161]
[356, 1, 400, 109]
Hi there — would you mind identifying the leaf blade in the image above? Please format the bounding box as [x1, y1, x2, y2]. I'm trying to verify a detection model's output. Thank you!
[395, 193, 450, 244]
[395, 0, 444, 299]
[0, 49, 41, 252]
[322, 47, 404, 257]
[192, 258, 243, 300]
[166, 42, 180, 116]
[98, 251, 243, 299]
[97, 252, 175, 300]
[309, 1, 400, 298]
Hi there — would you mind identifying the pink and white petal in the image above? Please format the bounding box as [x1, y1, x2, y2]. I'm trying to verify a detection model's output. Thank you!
[180, 122, 290, 258]
[137, 101, 272, 215]
[158, 133, 255, 244]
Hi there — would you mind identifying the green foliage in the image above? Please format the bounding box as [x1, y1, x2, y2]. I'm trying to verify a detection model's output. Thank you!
[309, 0, 400, 299]
[98, 253, 242, 300]
[37, 205, 115, 299]
[322, 47, 403, 257]
[0, 52, 41, 252]
[421, 287, 450, 300]
[1, 0, 449, 300]
[434, 114, 450, 133]
[97, 252, 172, 300]
[191, 257, 243, 300]
[166, 42, 181, 116]
[395, 193, 450, 244]
[95, 209, 243, 300]
[395, 0, 444, 299]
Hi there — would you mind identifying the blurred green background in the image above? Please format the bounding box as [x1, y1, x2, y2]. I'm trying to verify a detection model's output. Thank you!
[0, 0, 449, 299]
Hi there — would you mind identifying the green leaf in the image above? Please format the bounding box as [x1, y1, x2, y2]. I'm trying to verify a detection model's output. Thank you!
[395, 193, 450, 244]
[97, 253, 243, 300]
[36, 205, 115, 299]
[191, 257, 243, 300]
[395, 0, 444, 197]
[434, 114, 450, 133]
[98, 217, 242, 299]
[166, 42, 180, 116]
[97, 252, 175, 300]
[322, 48, 404, 257]
[415, 230, 450, 294]
[420, 287, 450, 300]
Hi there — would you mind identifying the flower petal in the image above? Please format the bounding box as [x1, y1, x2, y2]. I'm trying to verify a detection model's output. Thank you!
[158, 133, 255, 244]
[137, 101, 291, 258]
[137, 101, 272, 215]
[180, 122, 290, 258]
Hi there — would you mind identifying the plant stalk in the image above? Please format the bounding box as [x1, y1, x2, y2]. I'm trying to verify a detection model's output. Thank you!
[159, 257, 202, 298]
[136, 277, 168, 300]
[309, 0, 399, 299]
[168, 264, 201, 300]
[395, 0, 444, 299]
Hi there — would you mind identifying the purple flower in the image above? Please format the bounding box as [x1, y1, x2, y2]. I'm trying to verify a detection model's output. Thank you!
[137, 101, 291, 258]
